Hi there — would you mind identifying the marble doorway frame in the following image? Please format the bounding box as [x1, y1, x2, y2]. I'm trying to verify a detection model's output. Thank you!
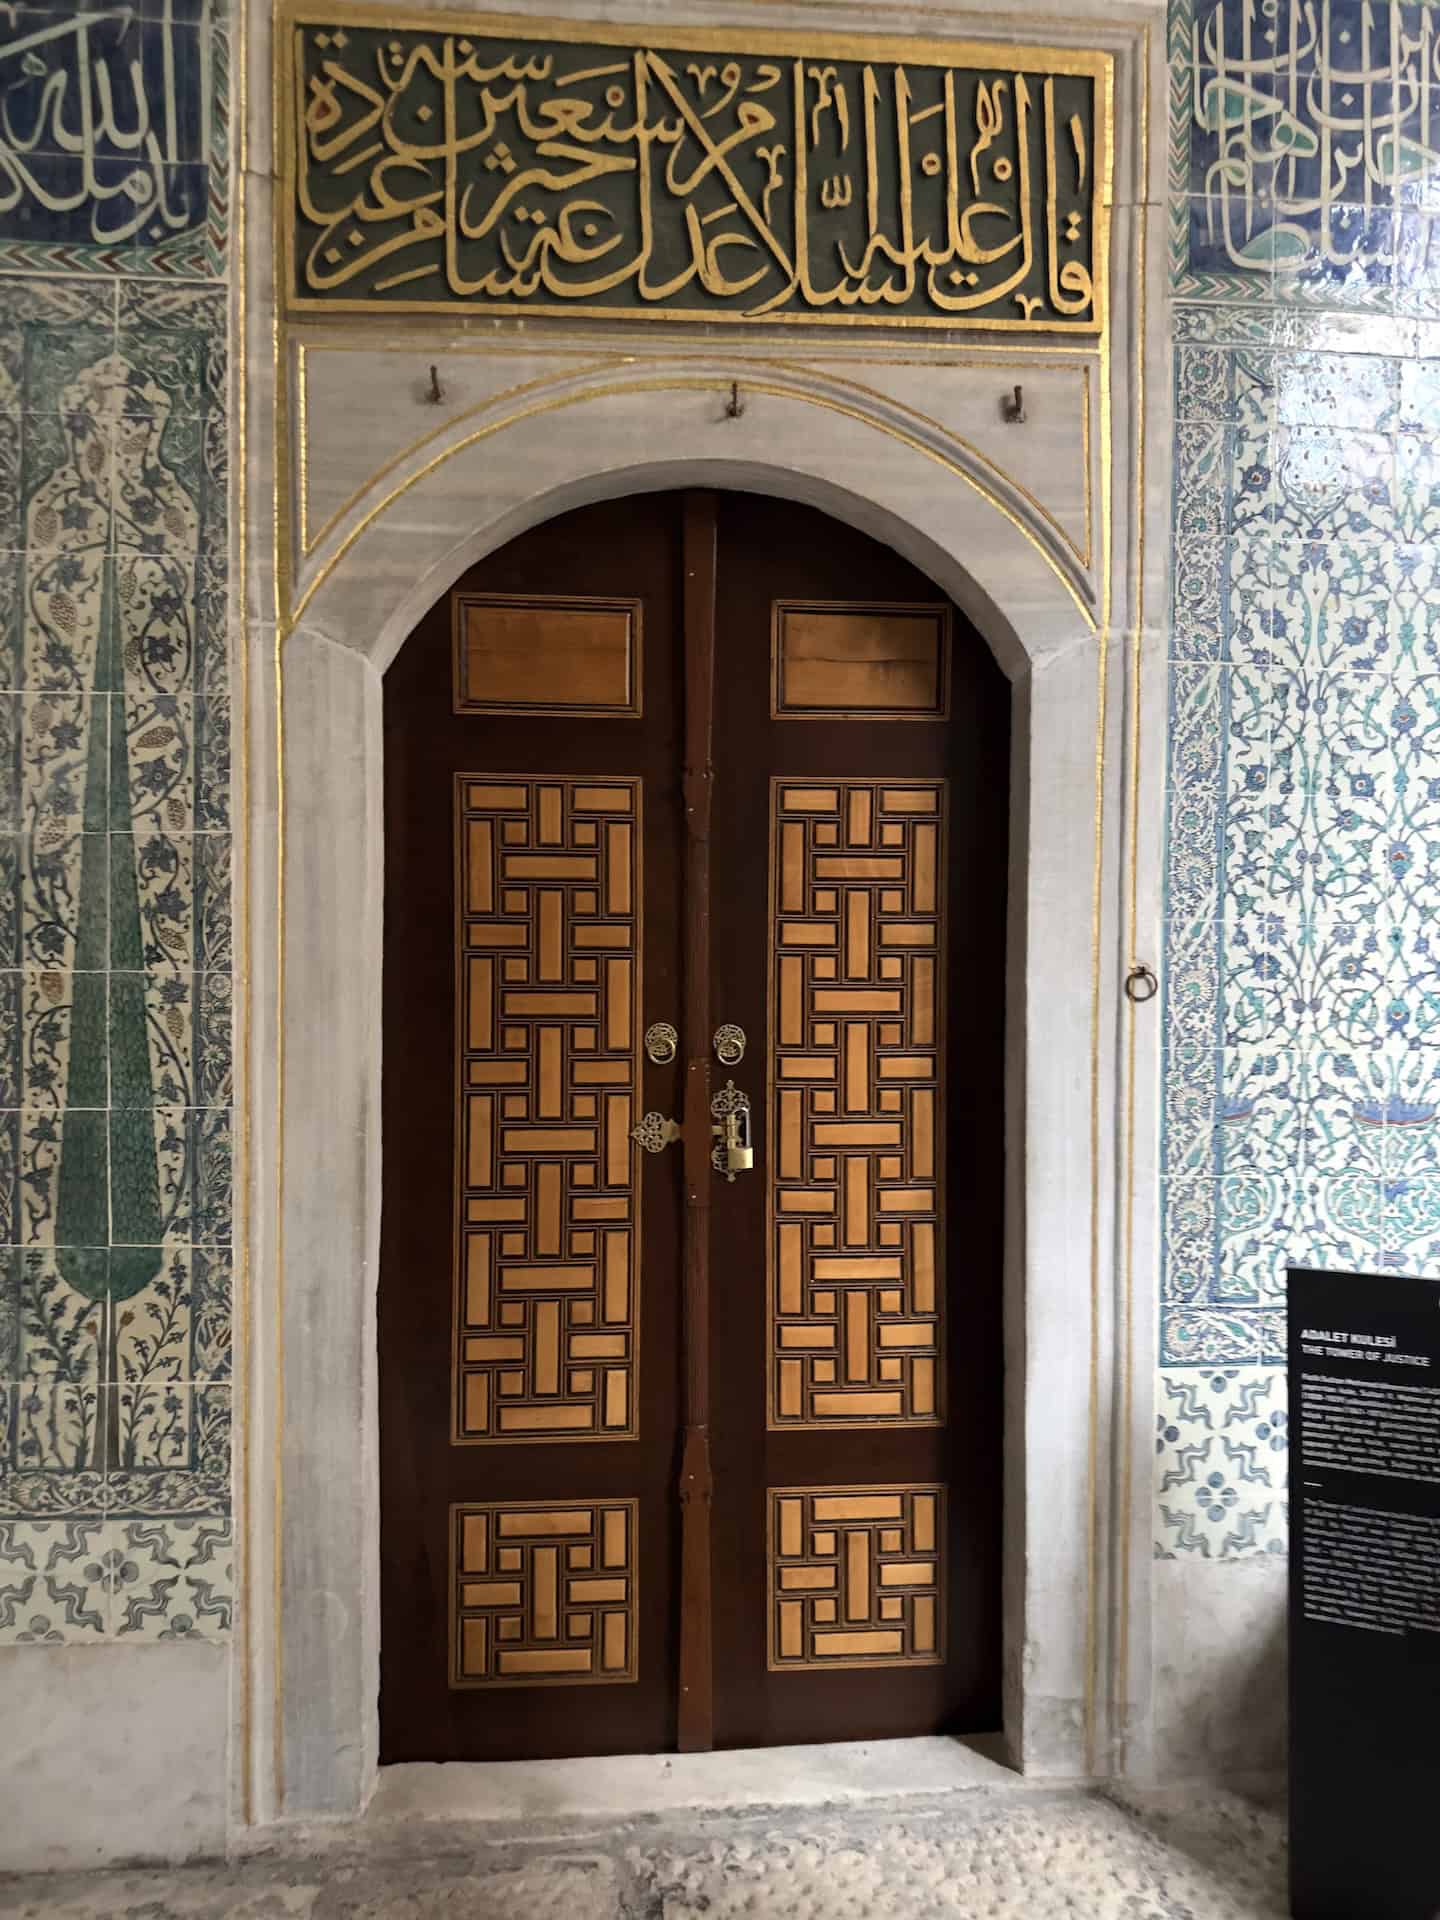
[240, 0, 1170, 1827]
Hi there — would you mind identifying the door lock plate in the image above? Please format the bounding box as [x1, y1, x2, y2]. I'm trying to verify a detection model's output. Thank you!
[710, 1078, 753, 1181]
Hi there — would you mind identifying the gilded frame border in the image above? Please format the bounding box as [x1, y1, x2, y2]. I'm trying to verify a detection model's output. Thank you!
[258, 0, 1160, 1805]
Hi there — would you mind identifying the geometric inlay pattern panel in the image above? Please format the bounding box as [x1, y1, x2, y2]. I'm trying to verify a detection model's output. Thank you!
[768, 781, 945, 1427]
[450, 1499, 638, 1687]
[768, 1484, 945, 1668]
[453, 778, 641, 1443]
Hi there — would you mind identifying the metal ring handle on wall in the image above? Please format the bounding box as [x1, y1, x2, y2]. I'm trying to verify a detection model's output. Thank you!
[1125, 964, 1158, 1004]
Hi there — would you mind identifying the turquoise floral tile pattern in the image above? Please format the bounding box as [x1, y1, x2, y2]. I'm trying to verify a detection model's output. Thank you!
[0, 5, 231, 1644]
[1161, 0, 1440, 1557]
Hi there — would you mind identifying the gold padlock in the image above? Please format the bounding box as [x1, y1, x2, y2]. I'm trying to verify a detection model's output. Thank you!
[709, 1080, 753, 1182]
[718, 1108, 753, 1176]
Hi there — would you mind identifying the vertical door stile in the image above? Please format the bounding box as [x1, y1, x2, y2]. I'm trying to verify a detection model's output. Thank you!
[677, 492, 718, 1751]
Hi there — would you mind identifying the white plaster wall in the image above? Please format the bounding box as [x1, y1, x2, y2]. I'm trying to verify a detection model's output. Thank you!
[0, 1646, 228, 1872]
[1151, 1560, 1287, 1782]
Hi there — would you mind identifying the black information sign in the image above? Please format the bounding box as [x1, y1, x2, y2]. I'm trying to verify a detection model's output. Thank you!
[1290, 1266, 1440, 1920]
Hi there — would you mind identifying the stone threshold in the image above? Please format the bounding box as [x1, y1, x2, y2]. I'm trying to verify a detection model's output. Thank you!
[360, 1733, 1037, 1829]
[233, 1733, 1064, 1855]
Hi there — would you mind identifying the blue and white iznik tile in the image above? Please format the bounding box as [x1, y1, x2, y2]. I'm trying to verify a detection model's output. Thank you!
[0, 1516, 109, 1643]
[1156, 1368, 1289, 1560]
[106, 1514, 231, 1641]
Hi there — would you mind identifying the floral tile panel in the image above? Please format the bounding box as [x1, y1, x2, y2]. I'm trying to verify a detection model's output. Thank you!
[1159, 0, 1440, 1556]
[0, 1516, 109, 1643]
[107, 1513, 232, 1641]
[1, 1245, 231, 1385]
[0, 0, 232, 1649]
[1, 1373, 229, 1522]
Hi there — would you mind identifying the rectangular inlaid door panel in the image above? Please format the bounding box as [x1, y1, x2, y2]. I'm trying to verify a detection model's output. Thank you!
[768, 1484, 945, 1669]
[453, 593, 642, 716]
[771, 602, 950, 718]
[769, 779, 945, 1428]
[451, 1498, 638, 1686]
[454, 776, 642, 1444]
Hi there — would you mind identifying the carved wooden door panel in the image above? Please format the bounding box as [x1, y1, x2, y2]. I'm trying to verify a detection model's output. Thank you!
[380, 489, 1005, 1761]
[380, 496, 686, 1761]
[708, 493, 1007, 1745]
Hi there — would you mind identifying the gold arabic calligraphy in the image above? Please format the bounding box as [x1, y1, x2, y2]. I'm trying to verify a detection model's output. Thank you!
[286, 16, 1106, 326]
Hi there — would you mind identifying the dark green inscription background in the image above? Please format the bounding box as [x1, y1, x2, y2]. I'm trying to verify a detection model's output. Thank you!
[290, 22, 1101, 326]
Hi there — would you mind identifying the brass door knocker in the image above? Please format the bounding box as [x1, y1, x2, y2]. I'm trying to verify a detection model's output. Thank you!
[644, 1021, 678, 1065]
[712, 1023, 746, 1066]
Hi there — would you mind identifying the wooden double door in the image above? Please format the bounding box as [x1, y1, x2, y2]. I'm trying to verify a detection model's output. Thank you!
[380, 490, 1007, 1761]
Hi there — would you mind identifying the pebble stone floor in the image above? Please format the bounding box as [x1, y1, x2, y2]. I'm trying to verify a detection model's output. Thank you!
[0, 1788, 1287, 1918]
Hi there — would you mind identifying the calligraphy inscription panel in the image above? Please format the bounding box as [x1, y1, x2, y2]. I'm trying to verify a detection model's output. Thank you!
[768, 1484, 946, 1668]
[454, 775, 641, 1445]
[769, 779, 945, 1429]
[1184, 0, 1440, 289]
[283, 9, 1109, 329]
[0, 10, 215, 261]
[451, 1498, 638, 1686]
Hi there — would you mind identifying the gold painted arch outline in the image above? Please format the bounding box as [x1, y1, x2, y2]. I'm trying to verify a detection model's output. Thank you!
[287, 367, 1099, 633]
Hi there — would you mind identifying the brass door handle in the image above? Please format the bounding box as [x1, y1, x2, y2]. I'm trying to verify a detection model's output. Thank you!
[712, 1023, 745, 1065]
[631, 1112, 681, 1153]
